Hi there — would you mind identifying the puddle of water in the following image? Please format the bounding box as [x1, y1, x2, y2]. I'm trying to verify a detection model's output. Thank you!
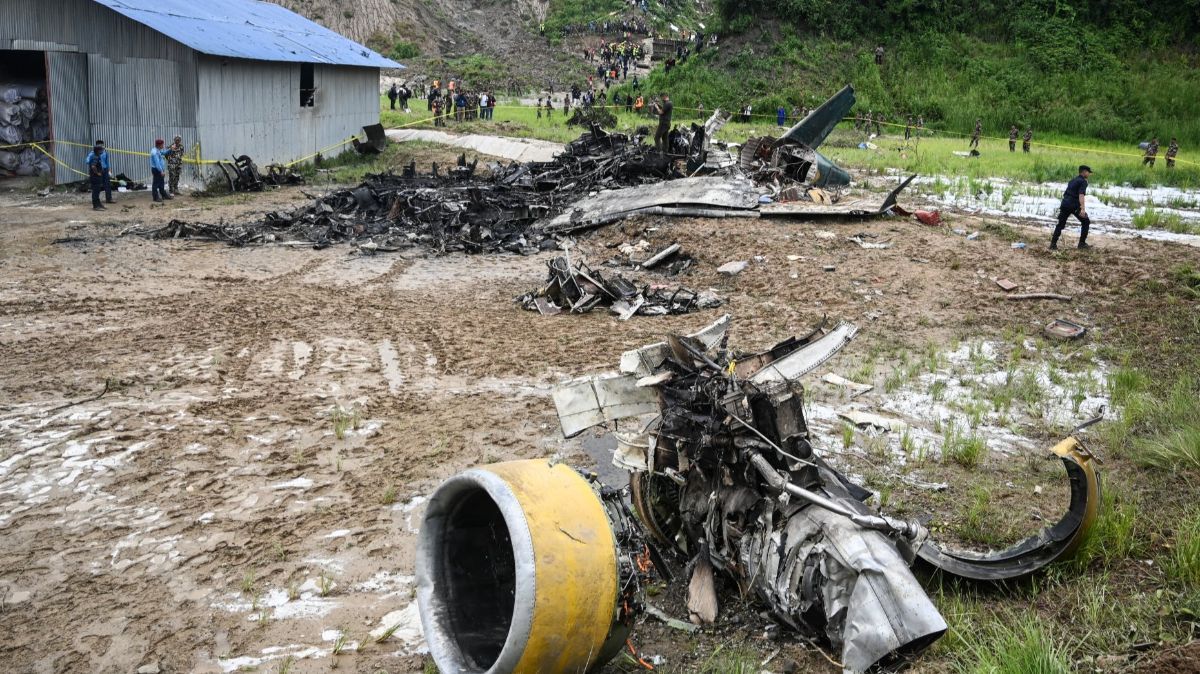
[899, 174, 1200, 246]
[808, 339, 1112, 470]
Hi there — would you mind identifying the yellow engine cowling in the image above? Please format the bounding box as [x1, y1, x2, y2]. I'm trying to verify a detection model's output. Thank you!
[416, 460, 630, 674]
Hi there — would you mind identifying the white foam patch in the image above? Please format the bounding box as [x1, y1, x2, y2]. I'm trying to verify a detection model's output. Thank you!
[270, 477, 314, 490]
[812, 340, 1113, 468]
[218, 645, 329, 673]
[369, 602, 427, 654]
[213, 583, 337, 622]
[352, 571, 415, 597]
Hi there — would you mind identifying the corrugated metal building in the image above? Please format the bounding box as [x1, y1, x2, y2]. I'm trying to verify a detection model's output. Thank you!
[0, 0, 400, 185]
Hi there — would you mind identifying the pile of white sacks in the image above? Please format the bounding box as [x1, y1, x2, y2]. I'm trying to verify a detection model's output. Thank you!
[0, 82, 52, 177]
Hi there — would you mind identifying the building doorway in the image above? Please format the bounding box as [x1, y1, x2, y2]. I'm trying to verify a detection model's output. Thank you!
[0, 50, 51, 180]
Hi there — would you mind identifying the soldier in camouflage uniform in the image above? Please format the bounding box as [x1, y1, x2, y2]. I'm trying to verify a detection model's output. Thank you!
[905, 116, 913, 141]
[1167, 138, 1179, 169]
[167, 135, 185, 195]
[969, 118, 982, 149]
[1022, 127, 1032, 153]
[1008, 125, 1018, 152]
[872, 111, 882, 136]
[1143, 137, 1159, 167]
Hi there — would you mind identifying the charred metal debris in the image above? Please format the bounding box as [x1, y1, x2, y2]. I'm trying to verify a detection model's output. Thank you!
[552, 315, 1103, 672]
[517, 254, 719, 318]
[135, 126, 687, 253]
[135, 85, 916, 254]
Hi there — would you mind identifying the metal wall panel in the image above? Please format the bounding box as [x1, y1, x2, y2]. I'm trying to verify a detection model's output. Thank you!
[196, 58, 381, 174]
[2, 0, 380, 186]
[0, 0, 197, 61]
[84, 53, 198, 183]
[46, 51, 90, 185]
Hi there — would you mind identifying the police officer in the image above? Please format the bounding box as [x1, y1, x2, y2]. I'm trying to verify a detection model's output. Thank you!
[149, 138, 172, 202]
[85, 140, 115, 204]
[1008, 125, 1018, 152]
[87, 142, 105, 210]
[1051, 165, 1092, 250]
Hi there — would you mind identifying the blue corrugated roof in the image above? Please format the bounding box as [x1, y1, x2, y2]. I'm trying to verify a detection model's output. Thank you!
[92, 0, 402, 68]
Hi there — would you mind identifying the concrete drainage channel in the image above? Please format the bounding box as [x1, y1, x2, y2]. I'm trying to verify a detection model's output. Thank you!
[386, 129, 564, 163]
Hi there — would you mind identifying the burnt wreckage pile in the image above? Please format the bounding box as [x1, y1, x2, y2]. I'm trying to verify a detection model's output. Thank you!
[139, 125, 689, 253]
[137, 85, 895, 254]
[517, 255, 719, 318]
[551, 315, 1103, 672]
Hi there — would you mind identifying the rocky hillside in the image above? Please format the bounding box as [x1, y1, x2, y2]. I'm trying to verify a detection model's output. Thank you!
[269, 0, 549, 60]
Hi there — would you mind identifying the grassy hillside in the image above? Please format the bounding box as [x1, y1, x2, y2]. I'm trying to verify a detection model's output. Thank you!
[613, 23, 1200, 150]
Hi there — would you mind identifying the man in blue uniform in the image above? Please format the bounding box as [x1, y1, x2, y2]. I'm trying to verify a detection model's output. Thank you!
[1051, 165, 1092, 250]
[149, 138, 172, 202]
[84, 140, 115, 204]
[87, 142, 106, 210]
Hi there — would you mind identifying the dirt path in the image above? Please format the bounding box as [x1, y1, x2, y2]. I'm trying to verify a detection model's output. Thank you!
[1, 184, 1196, 673]
[386, 129, 563, 162]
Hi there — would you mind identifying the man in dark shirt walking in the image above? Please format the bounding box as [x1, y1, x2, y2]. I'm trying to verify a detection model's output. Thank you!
[1051, 165, 1093, 250]
[653, 93, 673, 152]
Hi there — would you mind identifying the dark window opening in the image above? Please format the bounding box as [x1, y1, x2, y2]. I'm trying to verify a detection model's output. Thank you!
[299, 63, 315, 107]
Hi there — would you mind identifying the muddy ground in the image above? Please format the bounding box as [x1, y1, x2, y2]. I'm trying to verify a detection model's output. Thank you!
[0, 174, 1197, 673]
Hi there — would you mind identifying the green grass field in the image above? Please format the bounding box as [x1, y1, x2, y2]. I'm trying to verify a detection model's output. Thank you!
[380, 96, 1200, 188]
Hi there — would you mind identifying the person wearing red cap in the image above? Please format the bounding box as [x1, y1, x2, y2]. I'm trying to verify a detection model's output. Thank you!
[149, 138, 172, 202]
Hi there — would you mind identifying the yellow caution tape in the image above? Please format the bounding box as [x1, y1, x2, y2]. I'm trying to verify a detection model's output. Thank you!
[30, 142, 89, 178]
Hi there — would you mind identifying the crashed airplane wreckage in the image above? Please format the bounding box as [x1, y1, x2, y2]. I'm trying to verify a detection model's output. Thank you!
[137, 85, 915, 253]
[416, 315, 1102, 673]
[516, 254, 720, 318]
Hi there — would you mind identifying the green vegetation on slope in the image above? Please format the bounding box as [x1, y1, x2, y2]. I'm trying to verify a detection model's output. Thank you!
[719, 0, 1199, 49]
[615, 23, 1200, 148]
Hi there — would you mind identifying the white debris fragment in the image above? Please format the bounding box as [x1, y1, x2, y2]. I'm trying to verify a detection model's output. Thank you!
[270, 477, 314, 490]
[717, 260, 749, 276]
[369, 602, 426, 654]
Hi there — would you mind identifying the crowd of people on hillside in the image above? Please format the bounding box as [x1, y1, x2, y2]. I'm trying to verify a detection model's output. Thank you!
[583, 38, 645, 81]
[554, 12, 651, 38]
